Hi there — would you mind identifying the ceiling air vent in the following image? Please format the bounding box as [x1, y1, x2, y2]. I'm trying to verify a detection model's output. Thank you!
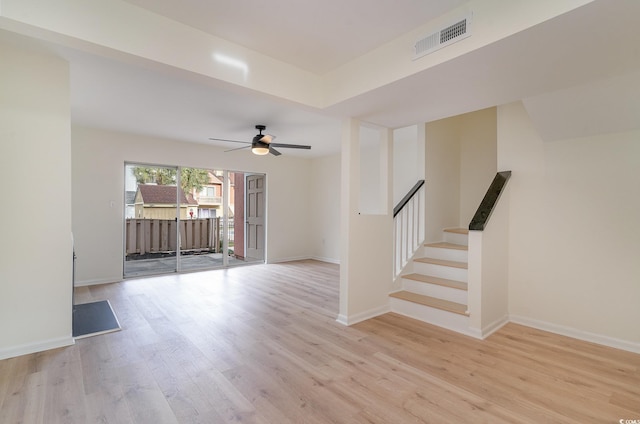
[413, 13, 472, 60]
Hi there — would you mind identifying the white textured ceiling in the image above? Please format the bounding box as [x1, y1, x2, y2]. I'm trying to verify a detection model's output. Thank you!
[122, 0, 470, 74]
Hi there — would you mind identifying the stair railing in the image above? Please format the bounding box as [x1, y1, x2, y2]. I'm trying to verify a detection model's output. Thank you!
[468, 171, 511, 230]
[393, 180, 425, 278]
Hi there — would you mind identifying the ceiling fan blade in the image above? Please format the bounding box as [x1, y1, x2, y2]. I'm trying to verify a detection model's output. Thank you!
[269, 147, 282, 156]
[270, 143, 311, 149]
[209, 137, 250, 144]
[224, 145, 251, 153]
[260, 134, 276, 143]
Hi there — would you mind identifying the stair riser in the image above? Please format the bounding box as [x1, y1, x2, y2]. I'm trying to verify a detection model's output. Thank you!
[402, 279, 467, 304]
[422, 246, 468, 262]
[390, 298, 470, 334]
[413, 262, 467, 282]
[443, 232, 468, 246]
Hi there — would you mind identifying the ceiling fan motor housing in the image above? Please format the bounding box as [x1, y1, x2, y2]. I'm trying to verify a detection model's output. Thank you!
[252, 135, 269, 147]
[252, 127, 271, 155]
[254, 124, 273, 144]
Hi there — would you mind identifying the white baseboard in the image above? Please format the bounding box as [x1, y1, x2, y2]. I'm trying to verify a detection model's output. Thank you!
[510, 315, 640, 354]
[336, 314, 349, 326]
[335, 304, 390, 326]
[0, 335, 75, 361]
[269, 256, 340, 265]
[465, 327, 483, 339]
[310, 256, 340, 265]
[75, 277, 122, 287]
[267, 255, 311, 264]
[481, 315, 510, 339]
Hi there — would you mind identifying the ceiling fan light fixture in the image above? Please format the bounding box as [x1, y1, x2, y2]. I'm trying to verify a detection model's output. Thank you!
[252, 145, 270, 155]
[252, 136, 270, 155]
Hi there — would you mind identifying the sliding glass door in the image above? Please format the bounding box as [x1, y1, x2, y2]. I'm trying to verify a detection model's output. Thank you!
[124, 163, 266, 278]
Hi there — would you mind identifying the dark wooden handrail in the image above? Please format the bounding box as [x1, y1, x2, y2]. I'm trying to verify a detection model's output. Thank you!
[469, 171, 511, 231]
[393, 180, 425, 218]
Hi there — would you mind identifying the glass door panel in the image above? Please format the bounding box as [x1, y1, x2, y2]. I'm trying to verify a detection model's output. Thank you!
[179, 167, 226, 272]
[124, 163, 179, 277]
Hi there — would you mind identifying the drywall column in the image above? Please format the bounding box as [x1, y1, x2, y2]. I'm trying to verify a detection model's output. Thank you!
[0, 39, 73, 359]
[338, 118, 359, 322]
[467, 184, 510, 338]
[338, 119, 393, 325]
[478, 182, 510, 336]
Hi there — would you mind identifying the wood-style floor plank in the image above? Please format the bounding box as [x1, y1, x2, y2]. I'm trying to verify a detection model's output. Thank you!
[1, 259, 638, 423]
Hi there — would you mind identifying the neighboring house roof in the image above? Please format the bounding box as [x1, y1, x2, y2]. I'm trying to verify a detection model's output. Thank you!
[137, 184, 188, 205]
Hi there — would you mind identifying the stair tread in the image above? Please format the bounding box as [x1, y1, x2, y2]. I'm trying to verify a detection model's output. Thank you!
[415, 257, 468, 269]
[403, 273, 467, 290]
[389, 291, 468, 315]
[424, 242, 468, 251]
[443, 227, 469, 235]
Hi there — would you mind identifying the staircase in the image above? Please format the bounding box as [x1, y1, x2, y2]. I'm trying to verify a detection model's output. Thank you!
[390, 227, 471, 335]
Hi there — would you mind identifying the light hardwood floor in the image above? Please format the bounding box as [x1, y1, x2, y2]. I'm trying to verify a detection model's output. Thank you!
[1, 260, 638, 423]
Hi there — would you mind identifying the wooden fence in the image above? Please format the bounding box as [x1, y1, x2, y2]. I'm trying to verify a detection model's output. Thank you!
[125, 218, 221, 256]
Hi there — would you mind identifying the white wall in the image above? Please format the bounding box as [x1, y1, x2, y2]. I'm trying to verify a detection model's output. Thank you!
[499, 102, 640, 347]
[309, 154, 341, 263]
[425, 116, 461, 242]
[459, 107, 497, 225]
[0, 39, 73, 359]
[424, 108, 497, 242]
[393, 125, 420, 206]
[359, 126, 384, 214]
[72, 126, 316, 285]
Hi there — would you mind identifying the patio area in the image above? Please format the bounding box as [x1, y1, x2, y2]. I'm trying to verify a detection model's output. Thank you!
[124, 252, 260, 277]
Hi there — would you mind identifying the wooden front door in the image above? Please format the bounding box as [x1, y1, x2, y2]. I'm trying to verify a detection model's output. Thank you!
[245, 174, 265, 260]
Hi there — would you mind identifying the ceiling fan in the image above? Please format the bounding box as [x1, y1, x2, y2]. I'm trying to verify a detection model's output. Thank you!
[209, 125, 311, 156]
